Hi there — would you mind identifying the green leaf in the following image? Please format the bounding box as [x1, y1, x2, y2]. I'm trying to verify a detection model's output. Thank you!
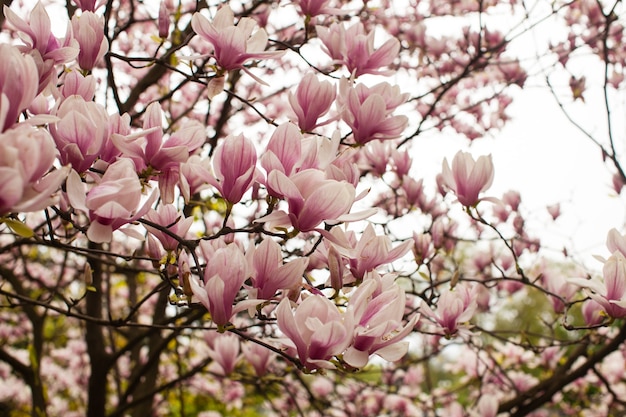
[3, 218, 34, 238]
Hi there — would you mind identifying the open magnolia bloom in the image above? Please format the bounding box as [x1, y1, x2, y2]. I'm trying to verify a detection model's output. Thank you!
[569, 251, 626, 319]
[441, 151, 495, 207]
[191, 4, 284, 85]
[260, 169, 359, 232]
[66, 159, 157, 243]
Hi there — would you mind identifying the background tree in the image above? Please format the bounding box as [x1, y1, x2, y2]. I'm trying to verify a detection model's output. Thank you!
[0, 0, 625, 416]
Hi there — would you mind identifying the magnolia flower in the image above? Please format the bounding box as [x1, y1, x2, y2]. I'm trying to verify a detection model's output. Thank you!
[317, 22, 399, 77]
[0, 44, 39, 132]
[262, 169, 356, 232]
[112, 102, 205, 203]
[261, 123, 304, 177]
[346, 223, 414, 280]
[66, 159, 156, 243]
[4, 3, 78, 66]
[295, 0, 342, 18]
[607, 228, 626, 257]
[189, 244, 257, 327]
[71, 12, 108, 70]
[441, 151, 495, 207]
[50, 95, 110, 173]
[569, 251, 626, 319]
[60, 70, 96, 101]
[242, 341, 273, 377]
[419, 283, 478, 337]
[0, 124, 69, 215]
[288, 73, 336, 131]
[209, 134, 258, 204]
[276, 295, 353, 370]
[207, 333, 240, 376]
[191, 5, 283, 82]
[343, 273, 418, 368]
[248, 238, 308, 300]
[143, 205, 193, 252]
[339, 80, 408, 145]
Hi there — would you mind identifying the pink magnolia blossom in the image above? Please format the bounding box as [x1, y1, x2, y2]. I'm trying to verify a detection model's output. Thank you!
[441, 151, 495, 207]
[60, 70, 96, 101]
[581, 299, 604, 326]
[50, 95, 110, 173]
[191, 5, 283, 81]
[569, 252, 626, 319]
[143, 205, 193, 252]
[0, 124, 69, 215]
[248, 238, 308, 300]
[158, 0, 170, 39]
[4, 3, 78, 66]
[112, 103, 205, 203]
[262, 169, 356, 232]
[207, 333, 240, 376]
[276, 295, 353, 370]
[260, 123, 304, 177]
[179, 155, 212, 202]
[72, 0, 104, 12]
[189, 244, 256, 328]
[209, 134, 259, 204]
[241, 341, 273, 377]
[419, 283, 478, 337]
[66, 159, 156, 243]
[345, 223, 414, 280]
[0, 44, 39, 132]
[295, 0, 341, 18]
[317, 22, 400, 77]
[606, 228, 626, 257]
[340, 80, 408, 145]
[288, 73, 336, 131]
[71, 12, 108, 71]
[343, 273, 418, 368]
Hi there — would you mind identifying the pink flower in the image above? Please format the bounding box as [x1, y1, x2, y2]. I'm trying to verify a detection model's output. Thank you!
[4, 3, 78, 66]
[60, 70, 96, 101]
[0, 124, 69, 215]
[158, 0, 170, 39]
[316, 22, 399, 77]
[71, 12, 108, 70]
[260, 123, 304, 177]
[262, 169, 356, 232]
[72, 0, 103, 12]
[343, 273, 418, 368]
[66, 159, 156, 243]
[276, 295, 352, 370]
[189, 244, 255, 328]
[242, 342, 273, 377]
[345, 223, 414, 280]
[419, 283, 478, 337]
[581, 299, 604, 326]
[143, 205, 193, 252]
[570, 252, 626, 319]
[295, 0, 341, 18]
[606, 228, 626, 257]
[50, 95, 110, 173]
[0, 44, 39, 132]
[210, 134, 258, 204]
[340, 80, 408, 145]
[288, 73, 336, 131]
[441, 151, 495, 207]
[191, 5, 283, 79]
[112, 103, 206, 203]
[248, 238, 308, 300]
[207, 333, 240, 376]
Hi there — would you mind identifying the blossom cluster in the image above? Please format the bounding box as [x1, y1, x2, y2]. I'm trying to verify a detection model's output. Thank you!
[1, 0, 625, 416]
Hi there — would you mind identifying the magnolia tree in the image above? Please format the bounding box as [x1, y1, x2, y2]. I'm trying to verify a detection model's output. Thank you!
[0, 0, 625, 415]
